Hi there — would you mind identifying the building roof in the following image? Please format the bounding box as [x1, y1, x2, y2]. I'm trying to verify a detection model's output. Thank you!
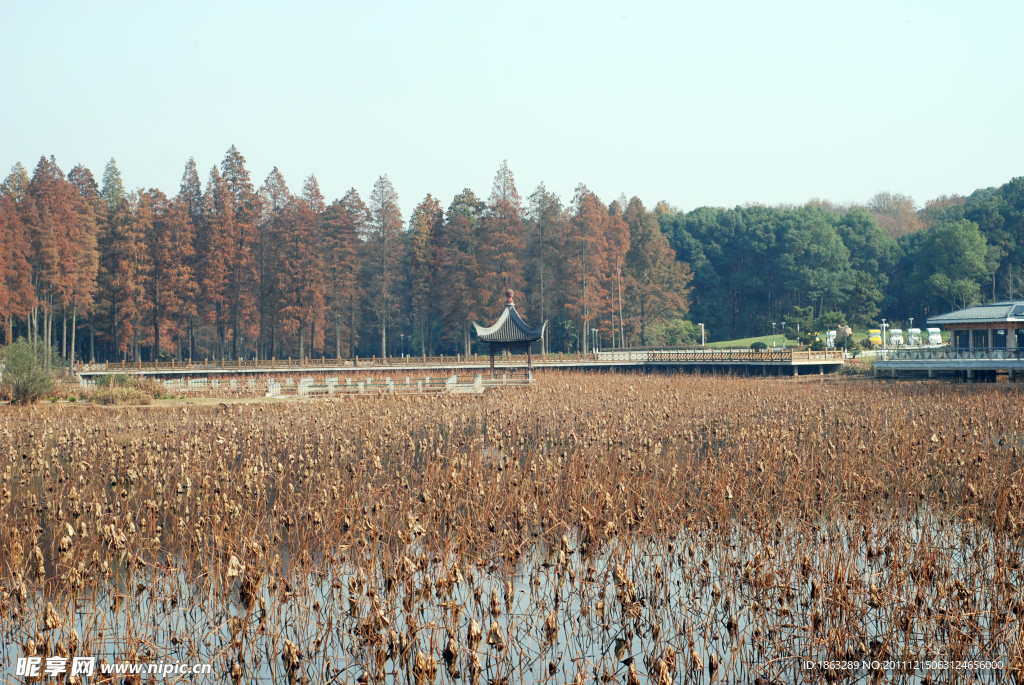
[474, 290, 545, 343]
[473, 304, 546, 343]
[927, 301, 1024, 326]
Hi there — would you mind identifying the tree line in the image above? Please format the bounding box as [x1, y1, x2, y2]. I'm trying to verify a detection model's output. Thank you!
[660, 176, 1024, 340]
[2, 147, 1021, 359]
[0, 149, 690, 363]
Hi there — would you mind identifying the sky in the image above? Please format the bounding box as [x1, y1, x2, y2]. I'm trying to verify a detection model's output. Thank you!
[2, 1, 1022, 217]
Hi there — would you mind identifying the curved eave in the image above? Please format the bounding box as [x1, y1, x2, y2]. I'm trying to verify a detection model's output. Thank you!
[472, 306, 546, 342]
[507, 307, 546, 339]
[472, 308, 511, 338]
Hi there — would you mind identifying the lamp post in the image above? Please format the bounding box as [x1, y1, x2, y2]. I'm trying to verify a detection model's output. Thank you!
[881, 319, 888, 354]
[400, 333, 404, 358]
[781, 322, 786, 350]
[699, 323, 705, 348]
[772, 323, 777, 349]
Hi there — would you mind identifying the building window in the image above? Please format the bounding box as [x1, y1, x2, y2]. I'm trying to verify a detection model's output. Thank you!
[1017, 328, 1024, 349]
[973, 330, 989, 348]
[994, 329, 1007, 348]
[955, 330, 970, 349]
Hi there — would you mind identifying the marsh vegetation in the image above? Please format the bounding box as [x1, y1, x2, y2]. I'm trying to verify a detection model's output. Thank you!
[1, 373, 1022, 683]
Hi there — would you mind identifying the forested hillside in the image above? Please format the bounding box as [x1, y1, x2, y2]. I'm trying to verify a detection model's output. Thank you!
[1, 147, 1021, 360]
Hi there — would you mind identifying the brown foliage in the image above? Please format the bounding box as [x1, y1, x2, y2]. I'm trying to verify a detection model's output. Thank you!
[1, 374, 1021, 681]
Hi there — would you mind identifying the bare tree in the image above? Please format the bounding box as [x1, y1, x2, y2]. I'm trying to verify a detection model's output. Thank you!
[868, 192, 921, 239]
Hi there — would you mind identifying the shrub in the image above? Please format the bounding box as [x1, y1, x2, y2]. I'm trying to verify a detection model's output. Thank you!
[646, 319, 700, 346]
[750, 341, 768, 350]
[0, 338, 58, 405]
[132, 376, 165, 399]
[86, 374, 162, 405]
[94, 373, 132, 388]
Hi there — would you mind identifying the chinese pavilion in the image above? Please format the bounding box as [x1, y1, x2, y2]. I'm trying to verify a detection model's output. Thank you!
[473, 289, 546, 376]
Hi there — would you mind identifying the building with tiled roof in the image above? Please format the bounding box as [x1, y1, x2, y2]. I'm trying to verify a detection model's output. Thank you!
[928, 301, 1024, 349]
[874, 300, 1024, 382]
[473, 289, 545, 374]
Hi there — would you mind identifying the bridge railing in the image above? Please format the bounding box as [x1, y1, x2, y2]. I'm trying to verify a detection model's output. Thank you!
[644, 349, 843, 363]
[78, 352, 608, 372]
[881, 348, 1024, 362]
[75, 347, 844, 374]
[78, 355, 497, 373]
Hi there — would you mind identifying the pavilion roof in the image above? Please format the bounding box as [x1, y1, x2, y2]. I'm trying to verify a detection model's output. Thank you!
[473, 303, 545, 343]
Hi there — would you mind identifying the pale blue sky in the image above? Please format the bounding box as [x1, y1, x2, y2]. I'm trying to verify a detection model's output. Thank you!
[2, 1, 1022, 217]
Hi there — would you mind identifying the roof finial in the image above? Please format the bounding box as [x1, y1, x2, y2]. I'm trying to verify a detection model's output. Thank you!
[506, 288, 515, 306]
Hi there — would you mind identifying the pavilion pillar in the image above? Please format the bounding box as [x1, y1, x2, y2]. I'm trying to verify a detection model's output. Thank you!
[490, 349, 495, 378]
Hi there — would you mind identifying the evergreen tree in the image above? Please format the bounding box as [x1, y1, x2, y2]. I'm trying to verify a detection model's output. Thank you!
[95, 159, 129, 359]
[364, 175, 404, 358]
[622, 197, 692, 345]
[100, 158, 125, 212]
[408, 195, 443, 355]
[174, 158, 204, 358]
[910, 218, 988, 311]
[0, 162, 30, 203]
[146, 191, 196, 359]
[60, 165, 100, 368]
[196, 166, 232, 360]
[178, 157, 203, 226]
[98, 192, 149, 361]
[125, 193, 153, 361]
[221, 146, 260, 227]
[219, 146, 260, 359]
[322, 190, 363, 358]
[276, 199, 325, 361]
[68, 165, 105, 362]
[563, 185, 626, 349]
[525, 183, 565, 353]
[301, 174, 326, 214]
[441, 190, 484, 355]
[0, 197, 35, 344]
[26, 156, 68, 365]
[479, 161, 525, 311]
[257, 167, 292, 357]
